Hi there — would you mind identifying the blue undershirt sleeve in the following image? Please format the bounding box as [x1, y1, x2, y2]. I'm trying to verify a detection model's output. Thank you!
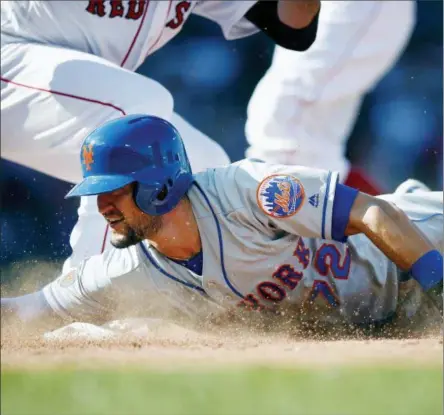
[331, 183, 359, 243]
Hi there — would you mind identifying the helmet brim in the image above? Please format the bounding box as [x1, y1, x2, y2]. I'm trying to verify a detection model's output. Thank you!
[65, 175, 134, 199]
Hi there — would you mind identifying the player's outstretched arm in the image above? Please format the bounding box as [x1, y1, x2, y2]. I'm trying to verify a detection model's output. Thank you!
[345, 192, 435, 269]
[345, 192, 443, 312]
[1, 291, 65, 332]
[1, 254, 115, 333]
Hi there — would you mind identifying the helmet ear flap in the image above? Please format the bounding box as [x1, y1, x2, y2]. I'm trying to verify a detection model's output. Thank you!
[133, 181, 173, 216]
[133, 182, 158, 215]
[134, 172, 193, 216]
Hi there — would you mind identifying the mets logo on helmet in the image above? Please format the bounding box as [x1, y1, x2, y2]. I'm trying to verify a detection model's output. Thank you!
[82, 143, 94, 171]
[257, 174, 305, 218]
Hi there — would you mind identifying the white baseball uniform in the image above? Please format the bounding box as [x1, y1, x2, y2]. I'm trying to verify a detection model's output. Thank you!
[1, 0, 259, 271]
[245, 1, 416, 180]
[42, 160, 443, 327]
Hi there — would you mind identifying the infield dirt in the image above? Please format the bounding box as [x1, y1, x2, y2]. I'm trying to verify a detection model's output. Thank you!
[1, 323, 442, 371]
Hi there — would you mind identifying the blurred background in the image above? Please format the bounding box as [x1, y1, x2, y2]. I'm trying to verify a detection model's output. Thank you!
[1, 1, 442, 276]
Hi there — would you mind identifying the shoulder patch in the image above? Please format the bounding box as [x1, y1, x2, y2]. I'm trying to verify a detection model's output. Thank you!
[256, 174, 305, 218]
[58, 270, 77, 288]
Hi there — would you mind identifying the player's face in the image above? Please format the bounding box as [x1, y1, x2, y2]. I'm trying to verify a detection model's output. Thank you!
[97, 183, 163, 248]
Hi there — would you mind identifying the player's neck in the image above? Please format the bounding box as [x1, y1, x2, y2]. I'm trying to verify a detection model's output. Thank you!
[146, 197, 202, 260]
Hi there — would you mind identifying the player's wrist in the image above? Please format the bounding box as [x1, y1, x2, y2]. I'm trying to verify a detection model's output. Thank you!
[409, 250, 443, 292]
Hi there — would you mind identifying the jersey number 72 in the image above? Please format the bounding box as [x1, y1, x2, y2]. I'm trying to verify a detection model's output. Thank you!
[238, 239, 350, 310]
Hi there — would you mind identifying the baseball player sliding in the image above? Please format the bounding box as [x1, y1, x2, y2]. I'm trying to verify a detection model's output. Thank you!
[2, 115, 442, 334]
[1, 0, 320, 275]
[246, 1, 416, 195]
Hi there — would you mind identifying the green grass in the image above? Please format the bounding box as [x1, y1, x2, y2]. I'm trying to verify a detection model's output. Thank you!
[1, 366, 442, 415]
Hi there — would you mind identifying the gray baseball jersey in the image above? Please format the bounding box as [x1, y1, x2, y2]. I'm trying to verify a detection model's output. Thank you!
[43, 160, 443, 325]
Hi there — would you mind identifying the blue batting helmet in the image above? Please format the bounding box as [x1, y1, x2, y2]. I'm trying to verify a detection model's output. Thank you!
[65, 114, 193, 216]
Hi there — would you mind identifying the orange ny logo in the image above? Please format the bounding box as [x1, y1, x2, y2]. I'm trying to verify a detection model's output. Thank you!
[82, 143, 94, 171]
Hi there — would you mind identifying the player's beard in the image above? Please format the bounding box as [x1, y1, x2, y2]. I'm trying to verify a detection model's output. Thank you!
[110, 215, 163, 249]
